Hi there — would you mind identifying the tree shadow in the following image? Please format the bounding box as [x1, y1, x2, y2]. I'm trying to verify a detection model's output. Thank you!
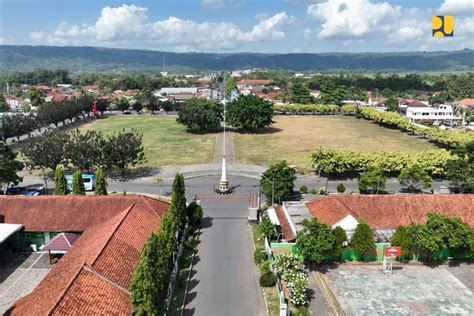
[183, 307, 196, 315]
[187, 279, 200, 292]
[184, 292, 197, 305]
[107, 167, 152, 181]
[306, 261, 340, 274]
[200, 216, 213, 229]
[236, 126, 283, 135]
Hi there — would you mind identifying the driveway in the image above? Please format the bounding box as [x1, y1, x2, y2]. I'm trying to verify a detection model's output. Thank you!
[183, 176, 266, 316]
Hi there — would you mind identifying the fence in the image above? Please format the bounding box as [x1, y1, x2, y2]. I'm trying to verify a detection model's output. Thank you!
[164, 230, 186, 313]
[265, 237, 287, 315]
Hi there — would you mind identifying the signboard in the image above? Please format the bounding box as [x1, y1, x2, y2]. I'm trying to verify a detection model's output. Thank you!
[385, 246, 401, 257]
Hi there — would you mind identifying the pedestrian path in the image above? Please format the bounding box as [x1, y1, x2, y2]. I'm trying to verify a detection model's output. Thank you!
[214, 130, 235, 164]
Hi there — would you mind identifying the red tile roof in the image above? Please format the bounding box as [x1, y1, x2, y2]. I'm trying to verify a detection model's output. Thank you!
[0, 195, 168, 231]
[44, 233, 80, 251]
[306, 195, 474, 229]
[4, 196, 169, 315]
[274, 205, 296, 242]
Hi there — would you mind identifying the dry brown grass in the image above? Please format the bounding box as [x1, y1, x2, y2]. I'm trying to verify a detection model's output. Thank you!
[233, 115, 437, 170]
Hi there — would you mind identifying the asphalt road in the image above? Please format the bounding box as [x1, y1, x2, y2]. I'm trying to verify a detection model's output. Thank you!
[182, 176, 266, 316]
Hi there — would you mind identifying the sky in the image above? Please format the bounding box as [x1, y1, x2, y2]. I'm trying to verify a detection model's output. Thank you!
[0, 0, 473, 53]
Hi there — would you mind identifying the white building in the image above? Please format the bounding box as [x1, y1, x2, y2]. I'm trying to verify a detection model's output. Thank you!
[406, 104, 458, 122]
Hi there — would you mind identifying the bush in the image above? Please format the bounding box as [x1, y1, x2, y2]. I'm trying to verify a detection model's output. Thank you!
[259, 271, 277, 287]
[259, 260, 271, 272]
[254, 248, 267, 264]
[336, 183, 346, 193]
[299, 185, 308, 194]
[309, 188, 318, 194]
[291, 306, 311, 316]
[318, 187, 326, 195]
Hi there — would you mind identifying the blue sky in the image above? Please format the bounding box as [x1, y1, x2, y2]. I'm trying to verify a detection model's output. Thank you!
[0, 0, 473, 53]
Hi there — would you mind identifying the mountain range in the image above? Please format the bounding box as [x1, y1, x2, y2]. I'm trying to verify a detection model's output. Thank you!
[1, 45, 473, 73]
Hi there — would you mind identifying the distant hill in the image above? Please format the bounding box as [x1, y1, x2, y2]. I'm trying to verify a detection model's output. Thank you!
[1, 45, 473, 72]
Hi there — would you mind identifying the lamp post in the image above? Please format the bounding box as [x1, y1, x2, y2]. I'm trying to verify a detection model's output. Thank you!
[260, 173, 274, 206]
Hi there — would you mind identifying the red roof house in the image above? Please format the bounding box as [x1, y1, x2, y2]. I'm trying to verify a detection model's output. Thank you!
[43, 233, 80, 251]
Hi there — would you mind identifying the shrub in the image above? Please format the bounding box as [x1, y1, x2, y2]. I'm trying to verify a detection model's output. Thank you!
[274, 253, 301, 276]
[299, 185, 308, 194]
[254, 248, 267, 264]
[309, 188, 318, 194]
[283, 270, 309, 306]
[336, 183, 346, 193]
[259, 271, 277, 287]
[259, 260, 271, 272]
[318, 187, 326, 195]
[291, 306, 311, 316]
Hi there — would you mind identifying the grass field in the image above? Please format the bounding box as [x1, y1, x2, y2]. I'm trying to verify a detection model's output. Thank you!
[233, 115, 438, 170]
[80, 115, 216, 167]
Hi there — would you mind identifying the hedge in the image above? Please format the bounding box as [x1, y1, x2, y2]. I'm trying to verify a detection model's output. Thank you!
[310, 148, 460, 177]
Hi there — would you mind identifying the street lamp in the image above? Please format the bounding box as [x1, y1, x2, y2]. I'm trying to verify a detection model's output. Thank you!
[260, 173, 274, 206]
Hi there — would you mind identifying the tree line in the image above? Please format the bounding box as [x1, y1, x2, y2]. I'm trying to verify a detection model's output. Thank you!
[2, 94, 105, 140]
[293, 212, 473, 263]
[21, 128, 145, 175]
[130, 173, 203, 315]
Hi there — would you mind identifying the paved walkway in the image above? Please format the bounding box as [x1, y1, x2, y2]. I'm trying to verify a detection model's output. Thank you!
[183, 177, 266, 316]
[0, 252, 51, 314]
[214, 130, 235, 164]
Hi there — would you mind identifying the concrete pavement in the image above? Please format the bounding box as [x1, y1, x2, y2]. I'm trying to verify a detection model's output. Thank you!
[183, 176, 266, 316]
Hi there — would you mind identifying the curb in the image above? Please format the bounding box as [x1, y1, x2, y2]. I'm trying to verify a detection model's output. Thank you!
[248, 224, 270, 316]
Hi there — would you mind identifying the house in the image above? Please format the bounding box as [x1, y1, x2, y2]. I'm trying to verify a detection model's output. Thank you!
[276, 195, 473, 242]
[310, 89, 321, 99]
[236, 79, 271, 92]
[45, 92, 68, 102]
[406, 104, 458, 122]
[457, 98, 474, 110]
[81, 85, 99, 93]
[1, 195, 169, 315]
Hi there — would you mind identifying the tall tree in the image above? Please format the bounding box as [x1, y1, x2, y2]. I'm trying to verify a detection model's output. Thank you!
[225, 75, 237, 95]
[260, 161, 297, 204]
[227, 95, 274, 130]
[66, 129, 104, 172]
[21, 130, 70, 171]
[54, 166, 69, 195]
[350, 222, 375, 259]
[130, 234, 161, 316]
[100, 130, 146, 174]
[332, 226, 348, 257]
[0, 142, 23, 188]
[398, 164, 432, 193]
[390, 226, 412, 258]
[171, 173, 187, 230]
[71, 170, 85, 195]
[290, 81, 313, 104]
[296, 218, 335, 263]
[94, 168, 108, 195]
[176, 99, 222, 132]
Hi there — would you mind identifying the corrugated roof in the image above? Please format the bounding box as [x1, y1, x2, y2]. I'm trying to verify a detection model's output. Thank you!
[274, 206, 296, 242]
[306, 195, 474, 229]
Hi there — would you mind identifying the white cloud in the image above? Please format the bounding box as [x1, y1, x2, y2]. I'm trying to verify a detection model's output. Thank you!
[386, 26, 424, 43]
[29, 31, 45, 42]
[438, 0, 474, 14]
[304, 28, 315, 39]
[307, 0, 401, 39]
[36, 4, 290, 51]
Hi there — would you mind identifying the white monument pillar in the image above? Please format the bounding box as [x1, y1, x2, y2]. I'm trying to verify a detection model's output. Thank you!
[217, 79, 230, 194]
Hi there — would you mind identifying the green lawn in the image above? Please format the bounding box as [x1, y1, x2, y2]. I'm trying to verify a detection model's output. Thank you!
[233, 115, 438, 170]
[80, 115, 216, 167]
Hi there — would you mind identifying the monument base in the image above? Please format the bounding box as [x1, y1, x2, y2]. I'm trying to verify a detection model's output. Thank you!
[215, 180, 232, 194]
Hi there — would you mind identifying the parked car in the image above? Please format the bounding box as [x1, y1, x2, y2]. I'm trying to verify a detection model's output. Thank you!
[23, 186, 45, 196]
[6, 186, 25, 195]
